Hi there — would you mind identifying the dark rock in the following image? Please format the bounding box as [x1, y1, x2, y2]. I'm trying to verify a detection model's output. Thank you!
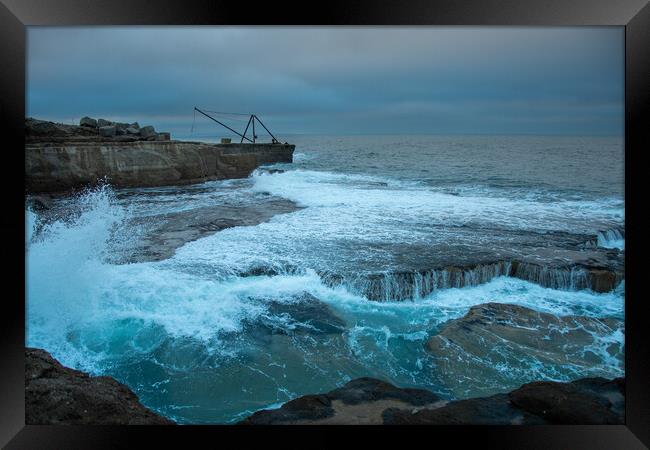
[508, 377, 624, 424]
[25, 347, 174, 424]
[99, 125, 117, 137]
[97, 118, 112, 128]
[27, 195, 53, 212]
[140, 125, 156, 138]
[383, 394, 546, 425]
[240, 395, 335, 425]
[126, 126, 140, 135]
[239, 377, 439, 425]
[156, 132, 171, 141]
[425, 303, 623, 398]
[240, 376, 624, 425]
[328, 377, 440, 406]
[79, 116, 97, 128]
[116, 127, 127, 136]
[130, 122, 140, 129]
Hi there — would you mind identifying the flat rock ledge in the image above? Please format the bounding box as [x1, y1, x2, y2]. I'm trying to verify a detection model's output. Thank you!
[424, 303, 623, 398]
[26, 347, 174, 425]
[239, 376, 624, 425]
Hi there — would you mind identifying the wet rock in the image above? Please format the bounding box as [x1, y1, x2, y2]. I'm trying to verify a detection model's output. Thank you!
[240, 394, 335, 424]
[239, 377, 440, 425]
[25, 347, 174, 424]
[79, 116, 97, 128]
[383, 393, 546, 425]
[127, 199, 300, 263]
[253, 293, 347, 337]
[324, 253, 624, 302]
[241, 293, 346, 345]
[240, 376, 624, 425]
[425, 303, 623, 398]
[384, 377, 624, 425]
[509, 377, 624, 424]
[510, 260, 623, 293]
[26, 194, 53, 212]
[327, 377, 440, 406]
[99, 125, 117, 137]
[140, 125, 156, 138]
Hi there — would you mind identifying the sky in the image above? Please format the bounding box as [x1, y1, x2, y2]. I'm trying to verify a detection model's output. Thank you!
[27, 27, 624, 138]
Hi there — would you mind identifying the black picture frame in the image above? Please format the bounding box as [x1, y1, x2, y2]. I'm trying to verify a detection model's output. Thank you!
[1, 0, 648, 447]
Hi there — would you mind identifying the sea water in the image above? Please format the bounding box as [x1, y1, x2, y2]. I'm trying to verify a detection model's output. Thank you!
[26, 135, 624, 423]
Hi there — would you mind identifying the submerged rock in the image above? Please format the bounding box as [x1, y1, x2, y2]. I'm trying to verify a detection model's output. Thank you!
[25, 347, 174, 424]
[250, 293, 347, 339]
[240, 375, 623, 425]
[425, 303, 623, 398]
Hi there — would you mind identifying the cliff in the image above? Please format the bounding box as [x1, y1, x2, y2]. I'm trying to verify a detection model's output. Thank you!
[25, 118, 294, 193]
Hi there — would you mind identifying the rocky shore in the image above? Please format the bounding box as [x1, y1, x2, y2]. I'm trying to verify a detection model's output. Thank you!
[240, 300, 624, 425]
[239, 376, 624, 425]
[27, 345, 622, 426]
[25, 348, 174, 425]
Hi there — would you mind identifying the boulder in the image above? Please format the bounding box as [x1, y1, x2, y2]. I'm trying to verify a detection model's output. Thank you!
[97, 118, 113, 128]
[129, 122, 140, 129]
[139, 125, 156, 138]
[99, 125, 117, 137]
[508, 377, 624, 424]
[25, 347, 174, 424]
[125, 127, 140, 135]
[116, 127, 127, 136]
[79, 116, 97, 128]
[156, 132, 171, 141]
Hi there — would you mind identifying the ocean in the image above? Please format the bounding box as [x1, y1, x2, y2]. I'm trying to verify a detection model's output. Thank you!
[26, 134, 625, 424]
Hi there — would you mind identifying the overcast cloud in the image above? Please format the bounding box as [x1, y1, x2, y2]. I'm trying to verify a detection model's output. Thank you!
[27, 27, 623, 138]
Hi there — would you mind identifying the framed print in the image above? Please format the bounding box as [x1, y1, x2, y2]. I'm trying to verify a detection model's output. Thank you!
[1, 0, 649, 447]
